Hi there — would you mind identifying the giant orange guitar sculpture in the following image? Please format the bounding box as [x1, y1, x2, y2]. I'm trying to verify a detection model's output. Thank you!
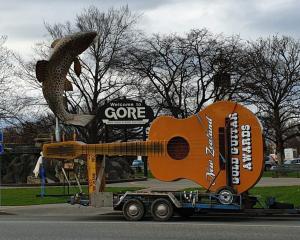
[43, 101, 263, 194]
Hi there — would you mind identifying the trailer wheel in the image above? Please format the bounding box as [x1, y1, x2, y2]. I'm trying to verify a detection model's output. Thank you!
[217, 187, 234, 205]
[151, 198, 174, 221]
[122, 199, 145, 221]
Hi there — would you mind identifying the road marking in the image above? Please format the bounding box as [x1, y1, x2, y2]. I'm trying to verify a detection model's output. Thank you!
[1, 220, 300, 228]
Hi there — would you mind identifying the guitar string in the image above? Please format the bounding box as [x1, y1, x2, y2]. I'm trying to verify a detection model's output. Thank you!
[46, 140, 253, 153]
[46, 104, 255, 158]
[46, 147, 251, 158]
[46, 113, 254, 157]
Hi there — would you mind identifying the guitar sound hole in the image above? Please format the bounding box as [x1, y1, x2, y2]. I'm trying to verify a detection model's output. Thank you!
[167, 136, 189, 160]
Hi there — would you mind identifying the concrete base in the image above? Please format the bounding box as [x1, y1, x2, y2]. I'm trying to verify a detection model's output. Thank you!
[90, 192, 113, 207]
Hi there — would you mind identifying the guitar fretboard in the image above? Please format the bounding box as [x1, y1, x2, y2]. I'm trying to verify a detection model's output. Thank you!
[84, 141, 165, 156]
[43, 141, 166, 159]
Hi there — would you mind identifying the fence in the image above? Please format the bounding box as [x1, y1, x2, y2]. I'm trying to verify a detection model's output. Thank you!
[271, 164, 300, 178]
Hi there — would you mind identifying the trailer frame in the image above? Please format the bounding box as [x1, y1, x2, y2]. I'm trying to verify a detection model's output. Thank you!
[113, 189, 300, 221]
[113, 190, 251, 221]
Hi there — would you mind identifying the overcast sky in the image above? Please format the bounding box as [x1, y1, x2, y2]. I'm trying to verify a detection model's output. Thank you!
[1, 0, 300, 57]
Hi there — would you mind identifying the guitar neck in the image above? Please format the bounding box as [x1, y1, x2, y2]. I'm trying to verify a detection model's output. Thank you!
[83, 141, 165, 156]
[43, 140, 166, 159]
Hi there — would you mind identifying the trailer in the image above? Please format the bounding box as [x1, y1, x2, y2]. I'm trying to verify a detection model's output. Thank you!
[113, 190, 299, 221]
[42, 101, 300, 221]
[113, 190, 242, 221]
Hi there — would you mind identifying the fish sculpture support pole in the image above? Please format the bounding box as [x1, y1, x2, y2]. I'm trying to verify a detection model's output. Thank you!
[36, 31, 97, 127]
[55, 117, 61, 142]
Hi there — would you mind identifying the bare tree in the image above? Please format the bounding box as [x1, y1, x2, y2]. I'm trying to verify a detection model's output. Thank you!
[127, 33, 192, 118]
[3, 114, 55, 144]
[0, 36, 30, 125]
[127, 29, 247, 118]
[243, 36, 300, 163]
[0, 36, 11, 92]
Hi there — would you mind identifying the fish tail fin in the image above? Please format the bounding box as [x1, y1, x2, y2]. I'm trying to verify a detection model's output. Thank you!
[65, 114, 95, 127]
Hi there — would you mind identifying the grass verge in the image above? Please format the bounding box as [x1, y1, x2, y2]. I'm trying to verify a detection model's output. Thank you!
[263, 171, 300, 178]
[183, 186, 300, 207]
[2, 185, 300, 208]
[249, 186, 300, 208]
[0, 186, 142, 206]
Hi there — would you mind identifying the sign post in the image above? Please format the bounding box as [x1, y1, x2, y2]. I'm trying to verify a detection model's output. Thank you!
[99, 98, 154, 178]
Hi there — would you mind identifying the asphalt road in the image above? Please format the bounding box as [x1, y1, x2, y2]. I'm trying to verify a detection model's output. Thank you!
[1, 177, 300, 240]
[1, 214, 300, 240]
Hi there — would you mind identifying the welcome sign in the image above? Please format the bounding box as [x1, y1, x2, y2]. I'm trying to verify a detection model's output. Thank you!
[99, 99, 154, 128]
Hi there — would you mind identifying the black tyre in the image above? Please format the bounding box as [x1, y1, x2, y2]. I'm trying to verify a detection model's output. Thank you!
[151, 198, 174, 221]
[122, 199, 145, 221]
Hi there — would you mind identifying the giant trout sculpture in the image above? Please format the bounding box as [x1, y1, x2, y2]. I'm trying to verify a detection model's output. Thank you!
[36, 31, 97, 126]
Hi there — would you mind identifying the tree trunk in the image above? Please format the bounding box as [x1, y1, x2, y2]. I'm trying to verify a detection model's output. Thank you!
[276, 137, 285, 165]
[87, 121, 99, 144]
[274, 108, 285, 165]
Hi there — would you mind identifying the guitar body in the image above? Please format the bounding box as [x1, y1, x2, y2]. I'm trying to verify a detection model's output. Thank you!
[148, 101, 264, 194]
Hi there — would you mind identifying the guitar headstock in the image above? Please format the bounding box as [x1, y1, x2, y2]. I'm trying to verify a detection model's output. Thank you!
[43, 141, 85, 159]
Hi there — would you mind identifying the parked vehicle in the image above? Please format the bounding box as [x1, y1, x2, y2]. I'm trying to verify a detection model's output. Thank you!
[284, 158, 300, 165]
[264, 156, 277, 171]
[270, 158, 300, 171]
[131, 159, 144, 170]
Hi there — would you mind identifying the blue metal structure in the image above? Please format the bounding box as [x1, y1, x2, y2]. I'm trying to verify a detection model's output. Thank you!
[113, 190, 246, 221]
